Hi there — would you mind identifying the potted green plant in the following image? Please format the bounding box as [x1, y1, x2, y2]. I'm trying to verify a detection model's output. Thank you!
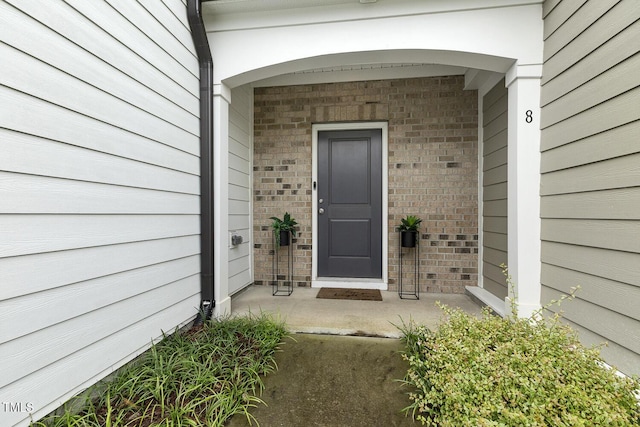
[398, 215, 422, 248]
[270, 212, 298, 246]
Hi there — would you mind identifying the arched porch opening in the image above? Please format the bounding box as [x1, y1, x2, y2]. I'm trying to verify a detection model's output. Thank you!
[222, 49, 513, 296]
[206, 0, 544, 318]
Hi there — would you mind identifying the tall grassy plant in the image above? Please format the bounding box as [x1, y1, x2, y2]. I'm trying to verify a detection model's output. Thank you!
[34, 314, 288, 427]
[400, 272, 640, 426]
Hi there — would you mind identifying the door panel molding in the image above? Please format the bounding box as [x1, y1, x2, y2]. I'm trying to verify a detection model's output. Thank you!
[318, 129, 381, 277]
[312, 122, 388, 289]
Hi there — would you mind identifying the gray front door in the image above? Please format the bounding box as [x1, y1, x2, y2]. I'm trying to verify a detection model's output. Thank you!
[317, 129, 382, 278]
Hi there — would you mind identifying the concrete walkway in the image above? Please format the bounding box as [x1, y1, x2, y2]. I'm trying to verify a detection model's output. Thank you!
[231, 285, 482, 337]
[228, 286, 483, 426]
[226, 333, 414, 427]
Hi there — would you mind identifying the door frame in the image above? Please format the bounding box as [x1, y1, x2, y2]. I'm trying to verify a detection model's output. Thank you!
[311, 122, 388, 290]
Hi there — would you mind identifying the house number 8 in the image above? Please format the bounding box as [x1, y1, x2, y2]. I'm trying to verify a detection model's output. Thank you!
[525, 110, 533, 123]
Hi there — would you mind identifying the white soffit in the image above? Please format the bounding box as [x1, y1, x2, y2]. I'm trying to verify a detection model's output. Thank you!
[253, 63, 468, 87]
[203, 0, 543, 30]
[204, 0, 540, 15]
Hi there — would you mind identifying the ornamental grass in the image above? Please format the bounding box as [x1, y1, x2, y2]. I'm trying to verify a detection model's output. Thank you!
[33, 314, 288, 427]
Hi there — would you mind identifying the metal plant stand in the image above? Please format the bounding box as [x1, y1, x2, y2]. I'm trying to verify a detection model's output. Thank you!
[272, 231, 293, 296]
[398, 232, 420, 300]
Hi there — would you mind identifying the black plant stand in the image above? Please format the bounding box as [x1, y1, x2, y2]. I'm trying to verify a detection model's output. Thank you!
[272, 232, 293, 296]
[398, 232, 420, 300]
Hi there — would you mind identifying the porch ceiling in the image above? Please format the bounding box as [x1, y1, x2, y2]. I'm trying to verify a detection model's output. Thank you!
[224, 48, 509, 89]
[252, 63, 470, 87]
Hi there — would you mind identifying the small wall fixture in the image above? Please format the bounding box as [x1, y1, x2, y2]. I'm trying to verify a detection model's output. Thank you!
[359, 0, 378, 3]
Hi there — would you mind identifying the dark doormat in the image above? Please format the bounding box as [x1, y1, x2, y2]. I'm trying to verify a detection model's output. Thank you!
[316, 287, 382, 301]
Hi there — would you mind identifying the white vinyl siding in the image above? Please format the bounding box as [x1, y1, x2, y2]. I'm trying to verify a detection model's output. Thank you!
[540, 0, 640, 376]
[228, 85, 253, 294]
[0, 1, 201, 425]
[482, 78, 509, 299]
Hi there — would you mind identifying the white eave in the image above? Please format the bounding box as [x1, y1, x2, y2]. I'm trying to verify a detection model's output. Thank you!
[203, 0, 541, 88]
[203, 0, 543, 29]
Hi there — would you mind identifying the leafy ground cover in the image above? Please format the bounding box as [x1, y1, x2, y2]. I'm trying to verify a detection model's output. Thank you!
[33, 314, 288, 427]
[399, 280, 640, 426]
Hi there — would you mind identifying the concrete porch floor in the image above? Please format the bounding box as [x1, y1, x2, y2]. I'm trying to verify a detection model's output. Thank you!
[230, 285, 483, 338]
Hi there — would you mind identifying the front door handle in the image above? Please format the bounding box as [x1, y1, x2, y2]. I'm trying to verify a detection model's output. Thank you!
[319, 208, 325, 214]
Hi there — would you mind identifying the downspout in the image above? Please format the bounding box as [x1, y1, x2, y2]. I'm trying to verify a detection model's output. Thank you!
[188, 0, 215, 324]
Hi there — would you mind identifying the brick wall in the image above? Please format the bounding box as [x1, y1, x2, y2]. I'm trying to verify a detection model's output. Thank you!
[253, 76, 478, 293]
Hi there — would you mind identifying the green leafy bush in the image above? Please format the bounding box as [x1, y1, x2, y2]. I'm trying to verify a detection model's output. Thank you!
[400, 281, 640, 426]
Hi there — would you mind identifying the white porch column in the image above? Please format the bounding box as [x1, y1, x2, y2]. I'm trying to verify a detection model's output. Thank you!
[506, 63, 543, 318]
[213, 83, 231, 317]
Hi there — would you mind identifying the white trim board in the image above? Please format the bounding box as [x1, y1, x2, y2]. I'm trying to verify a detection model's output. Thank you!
[311, 122, 389, 290]
[466, 285, 506, 317]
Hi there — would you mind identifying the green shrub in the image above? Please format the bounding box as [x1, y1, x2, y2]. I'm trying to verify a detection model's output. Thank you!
[400, 281, 640, 426]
